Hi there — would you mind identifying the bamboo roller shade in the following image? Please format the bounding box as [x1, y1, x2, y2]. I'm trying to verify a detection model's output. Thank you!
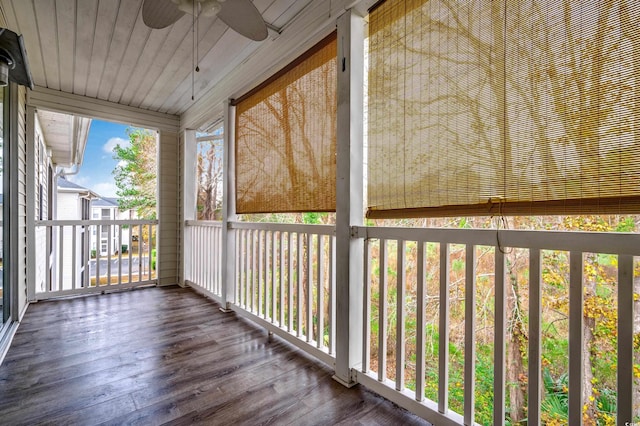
[234, 33, 337, 214]
[367, 0, 640, 218]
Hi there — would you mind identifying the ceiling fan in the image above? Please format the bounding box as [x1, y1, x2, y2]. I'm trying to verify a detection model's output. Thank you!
[142, 0, 269, 41]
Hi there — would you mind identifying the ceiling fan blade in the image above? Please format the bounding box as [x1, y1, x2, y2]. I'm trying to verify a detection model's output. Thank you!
[217, 0, 268, 41]
[142, 0, 185, 29]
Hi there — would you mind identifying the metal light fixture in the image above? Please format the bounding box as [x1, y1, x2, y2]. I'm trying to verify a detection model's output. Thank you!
[0, 28, 33, 89]
[172, 0, 223, 17]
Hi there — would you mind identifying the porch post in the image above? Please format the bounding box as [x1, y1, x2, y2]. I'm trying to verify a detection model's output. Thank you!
[26, 105, 36, 301]
[334, 9, 365, 386]
[220, 100, 236, 310]
[181, 129, 197, 287]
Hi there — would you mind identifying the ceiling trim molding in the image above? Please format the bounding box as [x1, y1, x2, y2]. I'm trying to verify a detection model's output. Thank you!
[28, 86, 180, 133]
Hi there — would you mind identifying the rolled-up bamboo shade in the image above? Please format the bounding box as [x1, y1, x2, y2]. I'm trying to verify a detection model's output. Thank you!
[234, 33, 337, 214]
[367, 0, 640, 218]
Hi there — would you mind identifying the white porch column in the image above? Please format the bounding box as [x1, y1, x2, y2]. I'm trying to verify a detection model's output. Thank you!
[157, 130, 180, 285]
[334, 9, 365, 386]
[181, 129, 197, 286]
[221, 100, 236, 310]
[26, 105, 36, 301]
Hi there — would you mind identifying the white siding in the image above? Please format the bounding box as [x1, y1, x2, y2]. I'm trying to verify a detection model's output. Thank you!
[17, 85, 27, 316]
[158, 130, 179, 285]
[34, 114, 48, 295]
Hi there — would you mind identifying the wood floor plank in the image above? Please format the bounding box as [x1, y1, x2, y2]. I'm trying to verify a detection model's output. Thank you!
[0, 286, 430, 425]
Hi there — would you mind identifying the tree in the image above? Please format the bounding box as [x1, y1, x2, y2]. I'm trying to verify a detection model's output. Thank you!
[197, 139, 223, 220]
[112, 128, 157, 219]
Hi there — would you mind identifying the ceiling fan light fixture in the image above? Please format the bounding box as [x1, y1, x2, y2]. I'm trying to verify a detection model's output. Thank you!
[201, 0, 222, 18]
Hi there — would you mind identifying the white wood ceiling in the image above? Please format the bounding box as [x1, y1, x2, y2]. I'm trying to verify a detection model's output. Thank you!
[0, 0, 314, 118]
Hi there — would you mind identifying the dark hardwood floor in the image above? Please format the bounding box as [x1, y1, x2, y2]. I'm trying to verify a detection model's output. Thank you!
[0, 286, 430, 425]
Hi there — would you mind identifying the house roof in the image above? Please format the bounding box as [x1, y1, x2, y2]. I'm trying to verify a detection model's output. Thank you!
[92, 197, 119, 208]
[57, 177, 99, 199]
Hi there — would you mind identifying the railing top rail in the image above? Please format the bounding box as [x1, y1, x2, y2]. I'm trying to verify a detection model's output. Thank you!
[358, 225, 640, 256]
[185, 220, 223, 227]
[230, 221, 335, 236]
[36, 219, 158, 226]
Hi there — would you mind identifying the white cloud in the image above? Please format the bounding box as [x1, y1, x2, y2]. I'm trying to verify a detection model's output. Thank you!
[92, 182, 118, 198]
[66, 175, 90, 186]
[103, 137, 129, 154]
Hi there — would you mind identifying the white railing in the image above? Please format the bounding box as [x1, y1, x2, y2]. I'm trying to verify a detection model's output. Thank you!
[183, 220, 639, 424]
[355, 226, 640, 426]
[185, 221, 337, 366]
[230, 222, 336, 366]
[184, 220, 224, 302]
[34, 219, 157, 300]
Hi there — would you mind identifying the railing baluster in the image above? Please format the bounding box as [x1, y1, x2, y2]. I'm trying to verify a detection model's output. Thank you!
[329, 235, 336, 355]
[272, 231, 277, 322]
[317, 234, 324, 349]
[378, 238, 388, 382]
[306, 233, 313, 342]
[363, 238, 371, 373]
[84, 224, 90, 288]
[198, 226, 202, 287]
[438, 242, 449, 413]
[396, 239, 406, 391]
[264, 231, 270, 319]
[245, 230, 250, 310]
[618, 254, 634, 424]
[494, 246, 506, 425]
[59, 226, 64, 291]
[210, 227, 214, 292]
[137, 224, 142, 283]
[528, 248, 542, 425]
[128, 225, 132, 285]
[297, 233, 303, 337]
[280, 231, 285, 327]
[252, 229, 257, 312]
[568, 251, 584, 426]
[258, 230, 264, 317]
[288, 232, 294, 332]
[217, 227, 223, 295]
[463, 244, 476, 425]
[117, 224, 122, 286]
[71, 225, 77, 290]
[107, 222, 112, 286]
[416, 241, 425, 401]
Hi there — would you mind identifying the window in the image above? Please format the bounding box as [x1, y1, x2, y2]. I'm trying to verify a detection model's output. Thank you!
[196, 125, 223, 220]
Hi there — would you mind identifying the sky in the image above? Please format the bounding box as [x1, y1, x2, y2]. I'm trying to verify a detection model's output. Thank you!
[67, 119, 131, 198]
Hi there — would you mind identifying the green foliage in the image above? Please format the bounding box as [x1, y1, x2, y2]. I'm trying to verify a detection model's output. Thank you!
[151, 248, 157, 271]
[615, 217, 636, 233]
[112, 128, 157, 219]
[302, 212, 324, 224]
[541, 369, 569, 424]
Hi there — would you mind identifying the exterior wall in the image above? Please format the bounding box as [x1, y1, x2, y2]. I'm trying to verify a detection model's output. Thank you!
[34, 115, 48, 296]
[158, 130, 179, 285]
[57, 192, 82, 219]
[16, 85, 27, 317]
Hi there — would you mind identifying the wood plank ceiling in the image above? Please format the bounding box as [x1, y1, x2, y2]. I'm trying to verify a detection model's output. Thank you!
[0, 0, 312, 117]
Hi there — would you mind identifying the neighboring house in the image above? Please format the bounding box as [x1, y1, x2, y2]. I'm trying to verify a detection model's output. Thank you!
[90, 197, 138, 256]
[56, 177, 96, 221]
[90, 197, 120, 256]
[55, 177, 98, 289]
